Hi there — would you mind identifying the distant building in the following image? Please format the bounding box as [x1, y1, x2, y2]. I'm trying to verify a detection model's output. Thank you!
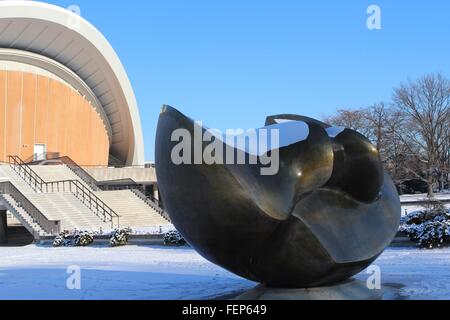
[0, 1, 144, 166]
[0, 2, 169, 245]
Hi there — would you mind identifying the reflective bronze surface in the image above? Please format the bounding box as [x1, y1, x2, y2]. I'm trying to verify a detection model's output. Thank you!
[155, 106, 400, 288]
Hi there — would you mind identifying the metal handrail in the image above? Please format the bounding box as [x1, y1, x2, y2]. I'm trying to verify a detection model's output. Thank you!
[130, 188, 170, 221]
[7, 155, 119, 228]
[52, 156, 101, 191]
[8, 155, 46, 192]
[0, 181, 61, 236]
[37, 154, 170, 222]
[23, 152, 60, 164]
[70, 179, 119, 226]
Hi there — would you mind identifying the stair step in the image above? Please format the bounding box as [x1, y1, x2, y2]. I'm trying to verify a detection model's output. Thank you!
[1, 163, 170, 232]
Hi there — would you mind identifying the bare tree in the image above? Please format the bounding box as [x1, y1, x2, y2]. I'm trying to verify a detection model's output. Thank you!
[392, 73, 450, 196]
[324, 73, 450, 195]
[373, 108, 412, 184]
[324, 103, 389, 159]
[323, 108, 372, 138]
[437, 111, 450, 191]
[363, 102, 390, 153]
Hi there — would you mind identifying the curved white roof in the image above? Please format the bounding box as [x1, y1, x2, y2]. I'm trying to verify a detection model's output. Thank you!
[0, 1, 145, 166]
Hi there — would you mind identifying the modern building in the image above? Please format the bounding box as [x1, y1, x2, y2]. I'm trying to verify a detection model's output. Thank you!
[0, 1, 144, 166]
[0, 1, 169, 245]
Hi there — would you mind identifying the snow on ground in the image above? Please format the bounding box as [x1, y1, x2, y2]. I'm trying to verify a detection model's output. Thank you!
[401, 192, 450, 216]
[0, 245, 450, 300]
[131, 225, 175, 235]
[355, 247, 450, 300]
[0, 245, 254, 300]
[400, 192, 450, 203]
[400, 203, 450, 216]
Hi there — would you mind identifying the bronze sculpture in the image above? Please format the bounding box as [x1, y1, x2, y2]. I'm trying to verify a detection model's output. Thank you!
[155, 106, 400, 288]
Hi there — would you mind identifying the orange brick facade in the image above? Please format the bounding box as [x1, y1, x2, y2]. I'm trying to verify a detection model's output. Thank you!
[0, 70, 110, 166]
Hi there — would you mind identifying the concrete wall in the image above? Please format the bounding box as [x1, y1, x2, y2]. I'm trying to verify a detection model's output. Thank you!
[0, 70, 110, 166]
[84, 167, 157, 183]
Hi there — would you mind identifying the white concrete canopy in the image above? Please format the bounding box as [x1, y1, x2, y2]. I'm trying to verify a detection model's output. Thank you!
[0, 1, 145, 166]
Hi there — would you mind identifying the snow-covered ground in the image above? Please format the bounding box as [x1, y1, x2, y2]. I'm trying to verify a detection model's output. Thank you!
[0, 245, 254, 300]
[0, 245, 450, 300]
[355, 247, 450, 300]
[401, 192, 450, 216]
[400, 192, 450, 203]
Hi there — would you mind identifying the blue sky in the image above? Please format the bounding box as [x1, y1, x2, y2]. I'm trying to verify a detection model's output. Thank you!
[44, 0, 450, 161]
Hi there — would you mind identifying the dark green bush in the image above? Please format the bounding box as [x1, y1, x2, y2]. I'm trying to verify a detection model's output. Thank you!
[110, 227, 132, 247]
[400, 198, 450, 249]
[164, 230, 186, 246]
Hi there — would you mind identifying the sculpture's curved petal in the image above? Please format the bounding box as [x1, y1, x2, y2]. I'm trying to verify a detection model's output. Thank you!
[325, 129, 384, 203]
[155, 105, 401, 288]
[155, 106, 280, 280]
[225, 120, 334, 220]
[294, 172, 400, 263]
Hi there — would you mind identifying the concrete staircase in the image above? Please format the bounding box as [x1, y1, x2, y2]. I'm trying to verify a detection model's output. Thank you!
[0, 165, 36, 195]
[33, 164, 171, 228]
[0, 193, 49, 238]
[94, 190, 169, 228]
[0, 164, 111, 235]
[32, 165, 91, 189]
[1, 163, 171, 235]
[25, 192, 111, 232]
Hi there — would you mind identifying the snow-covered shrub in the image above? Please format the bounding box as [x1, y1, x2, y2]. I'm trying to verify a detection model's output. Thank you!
[400, 199, 450, 249]
[74, 231, 94, 247]
[110, 227, 132, 247]
[53, 231, 72, 247]
[401, 220, 450, 249]
[164, 230, 186, 246]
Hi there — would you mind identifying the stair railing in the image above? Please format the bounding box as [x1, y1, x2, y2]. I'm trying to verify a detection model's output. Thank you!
[0, 181, 61, 236]
[52, 156, 100, 191]
[130, 188, 170, 221]
[8, 155, 46, 192]
[35, 154, 170, 222]
[8, 155, 119, 228]
[70, 180, 120, 227]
